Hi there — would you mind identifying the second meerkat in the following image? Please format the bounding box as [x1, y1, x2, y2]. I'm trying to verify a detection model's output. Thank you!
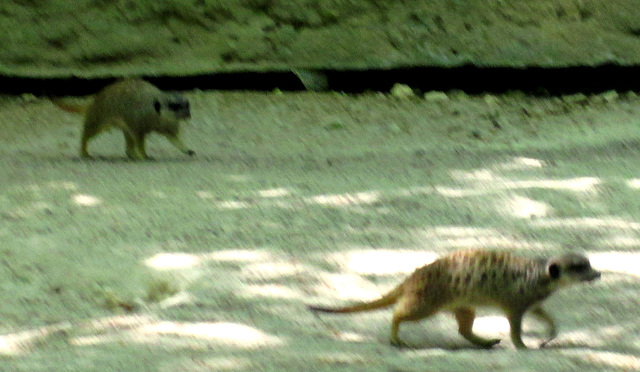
[55, 79, 195, 160]
[309, 249, 600, 349]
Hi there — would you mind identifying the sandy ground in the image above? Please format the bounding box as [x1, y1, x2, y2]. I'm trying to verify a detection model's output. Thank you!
[0, 88, 639, 371]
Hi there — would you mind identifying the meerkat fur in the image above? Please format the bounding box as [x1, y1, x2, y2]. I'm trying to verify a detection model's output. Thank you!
[54, 79, 194, 160]
[308, 249, 600, 349]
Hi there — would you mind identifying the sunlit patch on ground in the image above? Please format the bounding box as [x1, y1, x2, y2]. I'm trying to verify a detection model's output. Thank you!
[145, 250, 273, 270]
[416, 226, 550, 250]
[156, 291, 194, 309]
[242, 261, 307, 280]
[145, 252, 201, 270]
[472, 314, 603, 349]
[440, 159, 600, 199]
[59, 315, 277, 349]
[503, 195, 551, 218]
[0, 322, 72, 356]
[494, 157, 545, 170]
[422, 226, 499, 237]
[532, 217, 640, 230]
[554, 328, 607, 348]
[589, 251, 640, 278]
[243, 284, 302, 299]
[470, 315, 510, 340]
[315, 351, 372, 366]
[312, 273, 389, 300]
[72, 193, 101, 206]
[326, 249, 437, 275]
[257, 187, 292, 198]
[135, 321, 282, 347]
[69, 321, 282, 349]
[20, 181, 77, 193]
[573, 323, 637, 348]
[328, 331, 369, 343]
[216, 200, 252, 209]
[559, 350, 640, 370]
[597, 235, 640, 248]
[195, 191, 214, 199]
[308, 191, 380, 206]
[437, 175, 600, 198]
[626, 179, 640, 189]
[206, 250, 272, 262]
[4, 201, 53, 219]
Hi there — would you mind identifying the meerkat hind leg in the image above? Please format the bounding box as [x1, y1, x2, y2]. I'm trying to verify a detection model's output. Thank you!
[389, 314, 410, 348]
[122, 129, 144, 160]
[135, 133, 153, 160]
[80, 123, 100, 159]
[454, 307, 501, 348]
[389, 296, 433, 348]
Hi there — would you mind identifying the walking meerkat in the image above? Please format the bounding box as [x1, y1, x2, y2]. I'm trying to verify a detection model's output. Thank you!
[54, 79, 195, 160]
[308, 249, 600, 349]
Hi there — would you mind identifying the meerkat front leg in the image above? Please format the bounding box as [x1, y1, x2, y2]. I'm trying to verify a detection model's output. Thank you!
[530, 306, 557, 348]
[507, 310, 528, 349]
[163, 132, 195, 156]
[454, 308, 501, 348]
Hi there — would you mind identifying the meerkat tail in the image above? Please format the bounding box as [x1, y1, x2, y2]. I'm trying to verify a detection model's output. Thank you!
[52, 99, 90, 114]
[308, 286, 403, 314]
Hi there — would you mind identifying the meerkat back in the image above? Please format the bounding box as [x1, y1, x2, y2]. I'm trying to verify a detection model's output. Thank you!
[84, 79, 158, 132]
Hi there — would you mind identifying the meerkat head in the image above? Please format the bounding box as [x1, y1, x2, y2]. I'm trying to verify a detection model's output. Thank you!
[546, 253, 600, 286]
[153, 92, 191, 121]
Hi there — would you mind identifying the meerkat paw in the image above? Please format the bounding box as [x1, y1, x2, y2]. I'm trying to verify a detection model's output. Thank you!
[539, 336, 556, 348]
[480, 338, 501, 348]
[390, 337, 415, 349]
[126, 153, 144, 161]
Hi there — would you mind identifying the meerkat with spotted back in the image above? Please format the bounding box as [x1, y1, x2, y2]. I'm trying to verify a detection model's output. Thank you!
[55, 79, 195, 160]
[308, 250, 600, 349]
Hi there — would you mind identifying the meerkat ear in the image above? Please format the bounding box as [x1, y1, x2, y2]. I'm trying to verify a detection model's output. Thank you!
[154, 99, 161, 113]
[548, 263, 561, 279]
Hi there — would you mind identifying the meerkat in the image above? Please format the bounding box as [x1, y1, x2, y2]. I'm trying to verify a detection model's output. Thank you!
[54, 79, 195, 160]
[308, 249, 600, 349]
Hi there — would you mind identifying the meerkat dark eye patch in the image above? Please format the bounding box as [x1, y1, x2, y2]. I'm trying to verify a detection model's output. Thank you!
[168, 102, 185, 111]
[154, 99, 161, 113]
[549, 263, 561, 279]
[568, 263, 590, 272]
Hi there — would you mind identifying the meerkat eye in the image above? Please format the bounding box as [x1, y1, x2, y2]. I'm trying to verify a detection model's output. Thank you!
[548, 263, 561, 279]
[154, 99, 161, 113]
